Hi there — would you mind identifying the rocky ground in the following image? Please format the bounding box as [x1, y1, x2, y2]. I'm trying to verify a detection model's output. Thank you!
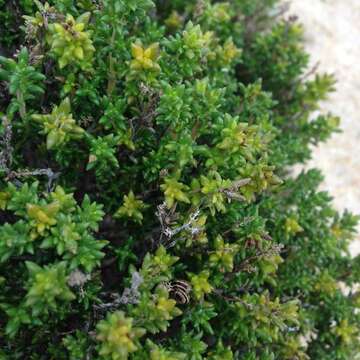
[284, 0, 360, 255]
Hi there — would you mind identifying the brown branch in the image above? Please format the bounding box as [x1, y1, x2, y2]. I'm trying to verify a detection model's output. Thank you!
[225, 243, 284, 281]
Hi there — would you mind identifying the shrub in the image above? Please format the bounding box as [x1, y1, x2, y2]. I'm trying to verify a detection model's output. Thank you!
[0, 1, 359, 359]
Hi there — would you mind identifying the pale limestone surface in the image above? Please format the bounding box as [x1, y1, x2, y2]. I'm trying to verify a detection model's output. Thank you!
[284, 0, 360, 255]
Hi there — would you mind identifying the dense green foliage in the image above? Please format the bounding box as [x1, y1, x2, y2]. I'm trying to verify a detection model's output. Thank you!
[0, 1, 359, 359]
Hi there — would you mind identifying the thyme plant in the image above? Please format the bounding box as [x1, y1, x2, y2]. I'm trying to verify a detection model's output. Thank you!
[0, 1, 359, 359]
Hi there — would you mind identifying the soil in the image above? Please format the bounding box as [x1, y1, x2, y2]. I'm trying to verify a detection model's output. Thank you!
[285, 0, 360, 255]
